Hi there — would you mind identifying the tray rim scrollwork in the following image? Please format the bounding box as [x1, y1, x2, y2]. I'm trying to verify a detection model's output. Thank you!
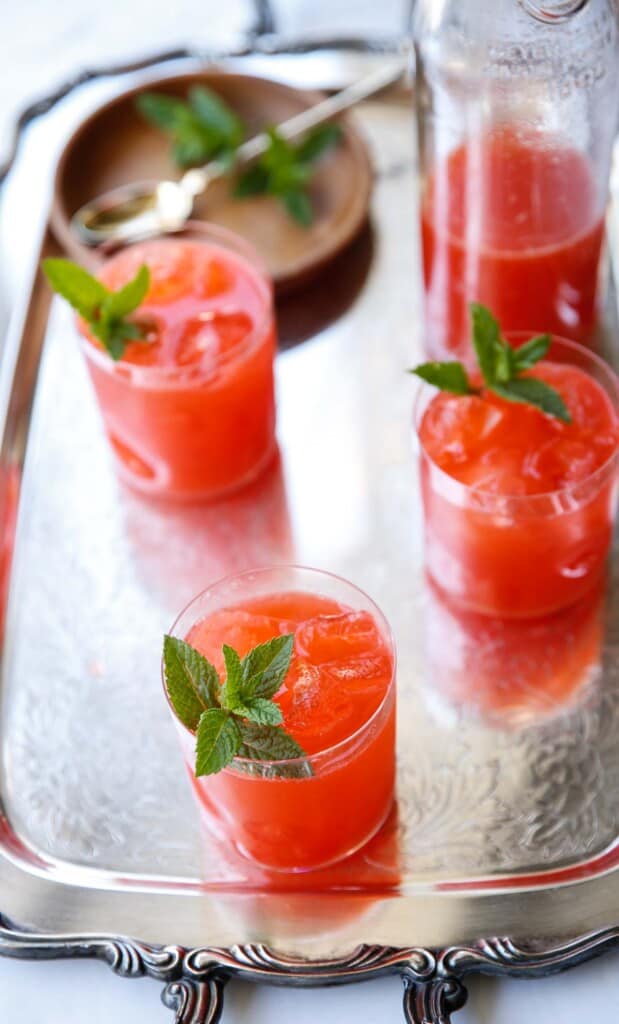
[2, 913, 619, 1022]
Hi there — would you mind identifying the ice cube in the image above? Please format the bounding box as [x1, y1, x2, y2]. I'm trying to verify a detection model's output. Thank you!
[187, 610, 286, 673]
[323, 653, 392, 686]
[176, 311, 253, 368]
[286, 658, 321, 709]
[196, 258, 233, 299]
[295, 611, 382, 664]
[465, 446, 530, 495]
[423, 394, 505, 467]
[101, 240, 194, 304]
[528, 439, 597, 488]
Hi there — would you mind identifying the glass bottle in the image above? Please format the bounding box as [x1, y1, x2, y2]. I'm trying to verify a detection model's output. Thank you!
[413, 0, 619, 362]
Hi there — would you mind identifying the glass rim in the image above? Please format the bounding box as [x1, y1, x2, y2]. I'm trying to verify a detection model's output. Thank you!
[413, 333, 619, 506]
[79, 221, 274, 385]
[163, 564, 397, 770]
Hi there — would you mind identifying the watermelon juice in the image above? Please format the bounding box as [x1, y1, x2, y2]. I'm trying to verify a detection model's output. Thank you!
[80, 226, 276, 501]
[165, 567, 396, 872]
[416, 337, 619, 618]
[421, 127, 605, 361]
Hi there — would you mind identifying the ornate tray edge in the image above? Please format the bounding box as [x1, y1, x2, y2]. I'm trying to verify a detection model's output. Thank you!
[2, 913, 619, 1022]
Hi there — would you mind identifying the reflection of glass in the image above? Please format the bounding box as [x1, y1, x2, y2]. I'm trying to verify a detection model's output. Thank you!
[0, 463, 19, 639]
[164, 566, 397, 873]
[198, 804, 402, 945]
[415, 337, 619, 618]
[80, 224, 277, 501]
[122, 449, 294, 611]
[422, 575, 606, 726]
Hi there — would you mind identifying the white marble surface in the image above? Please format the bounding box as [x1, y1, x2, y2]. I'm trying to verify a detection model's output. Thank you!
[2, 2, 619, 1021]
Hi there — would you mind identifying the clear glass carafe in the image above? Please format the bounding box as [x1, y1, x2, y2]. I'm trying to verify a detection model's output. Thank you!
[413, 0, 619, 362]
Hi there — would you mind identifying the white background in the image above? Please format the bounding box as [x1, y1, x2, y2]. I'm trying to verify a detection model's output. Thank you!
[2, 1, 619, 1020]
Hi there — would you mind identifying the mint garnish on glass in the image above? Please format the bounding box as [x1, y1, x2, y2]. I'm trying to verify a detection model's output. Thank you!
[42, 259, 150, 361]
[410, 303, 572, 424]
[163, 633, 311, 779]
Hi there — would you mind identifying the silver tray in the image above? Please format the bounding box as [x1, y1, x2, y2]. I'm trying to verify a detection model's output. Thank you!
[3, 32, 619, 1024]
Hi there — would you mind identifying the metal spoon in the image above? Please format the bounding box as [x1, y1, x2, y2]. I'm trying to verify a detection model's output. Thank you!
[71, 62, 405, 246]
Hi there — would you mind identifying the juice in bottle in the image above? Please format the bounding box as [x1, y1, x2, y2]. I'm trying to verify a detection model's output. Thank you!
[421, 128, 605, 361]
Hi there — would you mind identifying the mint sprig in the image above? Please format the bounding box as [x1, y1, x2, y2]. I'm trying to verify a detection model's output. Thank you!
[163, 633, 311, 779]
[137, 84, 341, 226]
[409, 303, 571, 423]
[42, 258, 150, 361]
[137, 87, 244, 169]
[234, 123, 342, 226]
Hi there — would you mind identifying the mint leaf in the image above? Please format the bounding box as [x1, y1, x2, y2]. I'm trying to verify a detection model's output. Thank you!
[162, 635, 220, 730]
[512, 333, 552, 371]
[234, 123, 339, 226]
[195, 709, 241, 776]
[408, 305, 570, 423]
[284, 189, 313, 226]
[102, 265, 150, 319]
[470, 303, 502, 385]
[95, 319, 144, 362]
[297, 123, 342, 164]
[138, 87, 245, 169]
[410, 361, 473, 395]
[241, 634, 294, 700]
[493, 342, 515, 384]
[188, 86, 244, 148]
[235, 697, 284, 726]
[238, 720, 306, 759]
[220, 644, 243, 710]
[221, 640, 287, 723]
[237, 720, 311, 779]
[491, 377, 572, 423]
[163, 632, 309, 778]
[43, 259, 150, 362]
[136, 92, 189, 131]
[99, 329, 127, 363]
[42, 259, 107, 320]
[172, 134, 212, 169]
[234, 163, 270, 197]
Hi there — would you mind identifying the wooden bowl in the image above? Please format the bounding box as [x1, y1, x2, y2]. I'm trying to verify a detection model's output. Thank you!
[50, 71, 373, 293]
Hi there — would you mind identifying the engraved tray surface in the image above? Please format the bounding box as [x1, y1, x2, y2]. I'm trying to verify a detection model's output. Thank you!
[5, 40, 619, 1024]
[7, 75, 619, 891]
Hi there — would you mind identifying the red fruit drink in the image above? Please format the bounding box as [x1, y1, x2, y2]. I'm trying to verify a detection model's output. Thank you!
[421, 127, 605, 361]
[167, 567, 396, 872]
[81, 226, 276, 500]
[416, 339, 619, 618]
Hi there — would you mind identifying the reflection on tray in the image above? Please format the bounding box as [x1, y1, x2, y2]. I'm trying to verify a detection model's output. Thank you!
[119, 448, 295, 610]
[194, 801, 402, 942]
[421, 575, 606, 727]
[0, 462, 19, 643]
